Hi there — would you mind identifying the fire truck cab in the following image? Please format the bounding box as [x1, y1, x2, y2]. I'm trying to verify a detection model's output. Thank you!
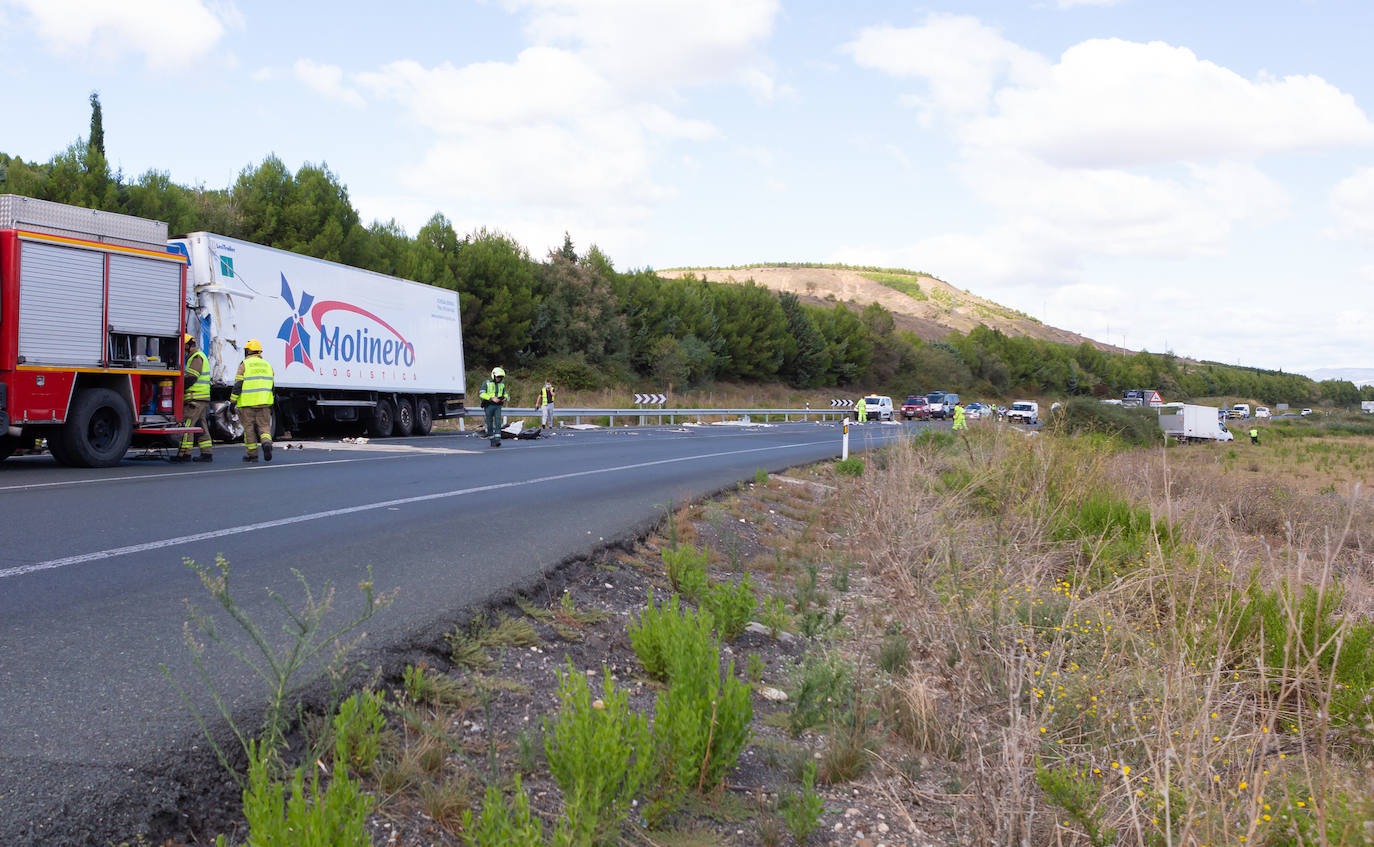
[0, 196, 190, 466]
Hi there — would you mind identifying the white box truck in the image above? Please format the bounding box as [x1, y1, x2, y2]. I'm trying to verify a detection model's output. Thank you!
[1158, 403, 1234, 444]
[173, 233, 465, 438]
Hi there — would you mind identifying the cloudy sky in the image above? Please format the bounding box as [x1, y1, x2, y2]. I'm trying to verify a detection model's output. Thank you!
[1, 0, 1370, 375]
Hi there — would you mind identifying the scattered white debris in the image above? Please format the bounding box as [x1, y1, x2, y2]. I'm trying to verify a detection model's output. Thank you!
[565, 423, 602, 430]
[709, 419, 776, 427]
[758, 686, 788, 702]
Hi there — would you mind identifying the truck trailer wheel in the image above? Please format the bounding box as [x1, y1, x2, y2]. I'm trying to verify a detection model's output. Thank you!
[368, 398, 395, 438]
[393, 397, 415, 437]
[0, 435, 17, 463]
[62, 388, 133, 467]
[414, 398, 434, 436]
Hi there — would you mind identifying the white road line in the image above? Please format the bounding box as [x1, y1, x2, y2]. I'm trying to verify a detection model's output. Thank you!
[0, 439, 835, 580]
[0, 455, 410, 493]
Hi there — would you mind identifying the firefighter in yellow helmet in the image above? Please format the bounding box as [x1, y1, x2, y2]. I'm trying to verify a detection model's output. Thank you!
[230, 339, 275, 462]
[479, 367, 509, 447]
[172, 332, 214, 463]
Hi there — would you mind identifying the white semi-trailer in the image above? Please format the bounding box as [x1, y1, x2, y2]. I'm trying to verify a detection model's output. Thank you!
[173, 233, 465, 438]
[1158, 403, 1234, 444]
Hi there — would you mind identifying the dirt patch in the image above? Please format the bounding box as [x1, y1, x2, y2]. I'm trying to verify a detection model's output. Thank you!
[660, 266, 1123, 352]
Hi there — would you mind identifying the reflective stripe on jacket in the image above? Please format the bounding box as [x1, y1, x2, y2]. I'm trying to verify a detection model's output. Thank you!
[184, 350, 211, 400]
[233, 356, 275, 407]
[479, 379, 508, 402]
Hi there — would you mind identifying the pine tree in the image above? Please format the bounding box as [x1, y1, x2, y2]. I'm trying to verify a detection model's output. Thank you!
[88, 92, 105, 157]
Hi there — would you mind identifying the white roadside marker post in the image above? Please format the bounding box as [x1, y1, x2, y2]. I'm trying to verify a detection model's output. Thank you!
[842, 419, 850, 460]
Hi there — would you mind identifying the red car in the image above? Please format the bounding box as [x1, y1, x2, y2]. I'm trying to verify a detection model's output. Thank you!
[901, 395, 929, 420]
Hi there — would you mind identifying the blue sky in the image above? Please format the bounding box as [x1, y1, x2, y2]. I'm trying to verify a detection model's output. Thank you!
[1, 0, 1371, 376]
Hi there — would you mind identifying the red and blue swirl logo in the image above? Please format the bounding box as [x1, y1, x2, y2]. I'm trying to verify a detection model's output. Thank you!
[278, 276, 415, 369]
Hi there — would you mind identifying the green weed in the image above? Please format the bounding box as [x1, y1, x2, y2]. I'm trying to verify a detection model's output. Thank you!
[332, 690, 385, 777]
[629, 590, 718, 682]
[162, 557, 392, 781]
[663, 545, 710, 601]
[544, 662, 653, 845]
[779, 759, 824, 843]
[834, 457, 864, 476]
[703, 576, 756, 641]
[241, 739, 372, 847]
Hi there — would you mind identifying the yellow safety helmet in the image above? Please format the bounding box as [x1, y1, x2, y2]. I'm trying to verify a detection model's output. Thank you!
[245, 339, 263, 353]
[183, 333, 195, 344]
[491, 367, 506, 379]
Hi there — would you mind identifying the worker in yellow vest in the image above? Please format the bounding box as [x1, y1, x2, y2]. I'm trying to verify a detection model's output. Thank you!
[231, 339, 275, 462]
[856, 398, 868, 423]
[952, 403, 967, 432]
[172, 333, 214, 463]
[538, 380, 556, 429]
[480, 367, 509, 447]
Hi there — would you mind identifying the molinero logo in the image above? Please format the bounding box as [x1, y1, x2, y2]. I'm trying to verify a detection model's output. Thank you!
[277, 275, 416, 370]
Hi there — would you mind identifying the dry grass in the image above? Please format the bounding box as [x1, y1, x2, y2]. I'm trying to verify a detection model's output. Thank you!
[833, 424, 1374, 845]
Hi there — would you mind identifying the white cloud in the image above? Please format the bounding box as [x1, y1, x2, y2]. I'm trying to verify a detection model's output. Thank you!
[505, 0, 780, 91]
[353, 0, 780, 254]
[2, 0, 239, 68]
[843, 14, 1048, 122]
[1057, 0, 1122, 7]
[293, 59, 365, 108]
[1328, 166, 1374, 241]
[844, 14, 1374, 369]
[969, 40, 1374, 168]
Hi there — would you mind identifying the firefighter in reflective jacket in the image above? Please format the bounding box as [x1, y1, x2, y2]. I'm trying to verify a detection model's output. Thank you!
[480, 367, 509, 448]
[231, 339, 275, 462]
[172, 333, 214, 463]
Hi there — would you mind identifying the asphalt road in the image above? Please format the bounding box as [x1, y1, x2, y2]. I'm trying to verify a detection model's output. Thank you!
[0, 418, 917, 845]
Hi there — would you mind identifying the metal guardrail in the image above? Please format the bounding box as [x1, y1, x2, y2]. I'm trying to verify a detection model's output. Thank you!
[462, 407, 852, 426]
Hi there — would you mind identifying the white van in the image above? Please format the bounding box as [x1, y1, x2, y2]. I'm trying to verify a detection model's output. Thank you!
[861, 395, 894, 421]
[1007, 401, 1039, 424]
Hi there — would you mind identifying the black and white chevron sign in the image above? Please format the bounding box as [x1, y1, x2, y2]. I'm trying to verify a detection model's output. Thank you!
[830, 399, 855, 408]
[634, 393, 667, 405]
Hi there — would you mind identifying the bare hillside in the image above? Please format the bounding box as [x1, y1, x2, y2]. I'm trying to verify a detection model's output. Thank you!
[660, 265, 1119, 351]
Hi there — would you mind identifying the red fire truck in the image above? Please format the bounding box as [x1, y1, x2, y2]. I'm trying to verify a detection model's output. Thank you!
[0, 196, 192, 466]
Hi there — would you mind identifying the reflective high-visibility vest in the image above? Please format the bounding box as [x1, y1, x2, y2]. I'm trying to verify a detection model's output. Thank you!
[184, 349, 211, 401]
[480, 379, 508, 403]
[235, 356, 275, 407]
[540, 386, 555, 406]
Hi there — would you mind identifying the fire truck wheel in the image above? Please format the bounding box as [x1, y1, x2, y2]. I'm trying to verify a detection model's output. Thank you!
[367, 398, 395, 439]
[414, 398, 434, 436]
[46, 432, 75, 466]
[392, 397, 415, 437]
[62, 388, 133, 468]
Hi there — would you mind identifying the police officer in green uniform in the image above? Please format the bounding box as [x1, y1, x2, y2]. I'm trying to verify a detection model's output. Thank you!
[231, 339, 275, 462]
[173, 333, 214, 463]
[480, 367, 509, 447]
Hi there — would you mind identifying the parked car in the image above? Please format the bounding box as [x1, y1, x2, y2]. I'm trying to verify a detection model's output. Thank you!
[1301, 408, 1313, 416]
[900, 395, 929, 420]
[861, 395, 894, 421]
[1255, 407, 1271, 419]
[964, 402, 989, 419]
